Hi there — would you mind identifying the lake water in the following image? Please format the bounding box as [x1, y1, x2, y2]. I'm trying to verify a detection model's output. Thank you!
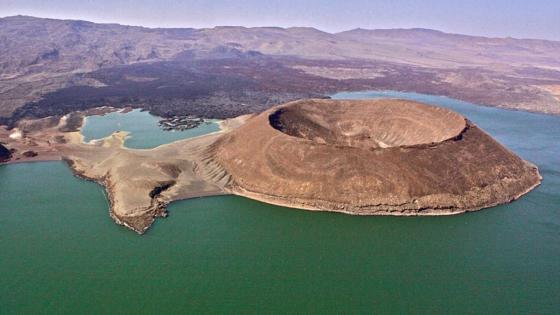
[81, 108, 220, 149]
[1, 92, 559, 314]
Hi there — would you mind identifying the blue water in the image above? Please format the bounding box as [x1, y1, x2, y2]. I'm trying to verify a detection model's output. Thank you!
[81, 109, 220, 149]
[1, 92, 559, 314]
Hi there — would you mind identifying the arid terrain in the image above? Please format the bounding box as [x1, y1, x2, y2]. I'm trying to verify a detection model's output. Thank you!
[0, 16, 551, 233]
[5, 99, 539, 233]
[1, 15, 560, 130]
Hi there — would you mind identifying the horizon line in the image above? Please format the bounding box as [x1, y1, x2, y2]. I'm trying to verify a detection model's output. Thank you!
[2, 14, 558, 42]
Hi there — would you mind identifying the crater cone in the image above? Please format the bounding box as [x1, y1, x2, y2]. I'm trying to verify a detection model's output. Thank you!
[209, 99, 541, 215]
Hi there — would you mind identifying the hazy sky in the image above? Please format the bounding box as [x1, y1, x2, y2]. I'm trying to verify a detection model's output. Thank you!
[2, 0, 560, 40]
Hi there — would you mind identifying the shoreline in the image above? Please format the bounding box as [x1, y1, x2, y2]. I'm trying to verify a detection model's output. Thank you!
[56, 116, 240, 234]
[0, 108, 245, 234]
[224, 165, 542, 217]
[210, 98, 544, 223]
[2, 154, 62, 165]
[0, 99, 545, 234]
[330, 89, 560, 117]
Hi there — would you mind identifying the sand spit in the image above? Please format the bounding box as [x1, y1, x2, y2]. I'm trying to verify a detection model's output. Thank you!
[57, 115, 250, 234]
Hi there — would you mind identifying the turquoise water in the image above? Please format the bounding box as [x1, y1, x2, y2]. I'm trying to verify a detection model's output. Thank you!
[1, 92, 559, 314]
[81, 109, 220, 149]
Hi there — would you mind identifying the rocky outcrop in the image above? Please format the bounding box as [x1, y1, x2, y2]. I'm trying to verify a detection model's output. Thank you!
[211, 99, 542, 215]
[0, 144, 12, 162]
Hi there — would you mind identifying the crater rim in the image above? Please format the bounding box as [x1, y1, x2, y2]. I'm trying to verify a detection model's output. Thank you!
[268, 99, 467, 149]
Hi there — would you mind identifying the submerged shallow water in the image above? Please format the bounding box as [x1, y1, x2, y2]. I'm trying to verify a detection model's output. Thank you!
[1, 92, 559, 314]
[80, 108, 220, 149]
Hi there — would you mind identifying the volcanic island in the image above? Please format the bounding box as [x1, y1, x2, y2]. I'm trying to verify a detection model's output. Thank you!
[1, 99, 542, 233]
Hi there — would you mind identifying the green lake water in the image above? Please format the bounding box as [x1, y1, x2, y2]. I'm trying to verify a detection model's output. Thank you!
[1, 92, 559, 314]
[81, 109, 220, 149]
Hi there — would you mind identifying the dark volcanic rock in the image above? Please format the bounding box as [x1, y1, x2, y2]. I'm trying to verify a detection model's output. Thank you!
[22, 150, 38, 158]
[0, 144, 12, 162]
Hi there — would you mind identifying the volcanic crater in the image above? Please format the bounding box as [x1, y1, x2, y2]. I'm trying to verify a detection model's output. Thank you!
[211, 99, 542, 215]
[268, 99, 466, 148]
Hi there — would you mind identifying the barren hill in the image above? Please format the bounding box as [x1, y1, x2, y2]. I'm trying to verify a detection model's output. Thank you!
[211, 99, 542, 216]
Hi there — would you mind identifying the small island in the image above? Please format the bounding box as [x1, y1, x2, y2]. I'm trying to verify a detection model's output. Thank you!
[0, 99, 542, 233]
[158, 115, 205, 131]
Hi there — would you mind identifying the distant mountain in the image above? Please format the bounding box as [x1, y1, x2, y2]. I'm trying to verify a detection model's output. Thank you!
[1, 15, 560, 123]
[336, 27, 560, 68]
[3, 15, 559, 78]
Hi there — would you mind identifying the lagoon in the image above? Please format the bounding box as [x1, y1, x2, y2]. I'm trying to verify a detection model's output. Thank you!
[80, 108, 220, 149]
